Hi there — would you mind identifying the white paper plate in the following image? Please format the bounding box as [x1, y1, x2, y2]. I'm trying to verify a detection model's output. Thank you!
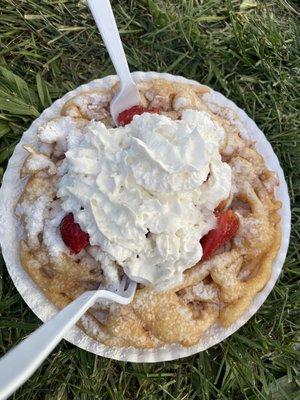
[0, 72, 291, 362]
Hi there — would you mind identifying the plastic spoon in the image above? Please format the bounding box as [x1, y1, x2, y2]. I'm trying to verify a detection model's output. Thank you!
[87, 0, 141, 124]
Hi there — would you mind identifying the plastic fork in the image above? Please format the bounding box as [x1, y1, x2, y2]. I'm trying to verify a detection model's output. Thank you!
[87, 0, 141, 125]
[0, 275, 137, 400]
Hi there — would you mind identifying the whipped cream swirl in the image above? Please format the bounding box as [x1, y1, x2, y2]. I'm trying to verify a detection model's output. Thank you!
[58, 110, 231, 288]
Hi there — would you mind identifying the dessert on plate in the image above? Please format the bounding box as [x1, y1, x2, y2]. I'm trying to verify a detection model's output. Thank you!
[16, 78, 281, 348]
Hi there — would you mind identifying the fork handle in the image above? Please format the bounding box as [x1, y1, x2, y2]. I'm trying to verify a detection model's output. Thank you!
[87, 0, 134, 88]
[0, 291, 98, 400]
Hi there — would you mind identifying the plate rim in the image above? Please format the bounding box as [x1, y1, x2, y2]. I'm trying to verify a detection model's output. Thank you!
[0, 71, 291, 362]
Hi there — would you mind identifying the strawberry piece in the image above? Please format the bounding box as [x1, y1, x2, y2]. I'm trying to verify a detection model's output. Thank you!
[117, 105, 160, 126]
[200, 210, 239, 261]
[60, 213, 89, 254]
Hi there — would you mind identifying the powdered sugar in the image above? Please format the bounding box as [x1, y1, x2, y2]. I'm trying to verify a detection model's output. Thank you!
[80, 314, 108, 342]
[39, 142, 53, 156]
[22, 146, 56, 175]
[173, 96, 190, 110]
[192, 282, 219, 302]
[16, 196, 51, 249]
[43, 205, 68, 258]
[38, 117, 87, 156]
[203, 92, 248, 139]
[87, 247, 120, 289]
[66, 91, 111, 120]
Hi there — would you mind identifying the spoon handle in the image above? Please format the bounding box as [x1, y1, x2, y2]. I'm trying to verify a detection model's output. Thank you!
[88, 0, 134, 87]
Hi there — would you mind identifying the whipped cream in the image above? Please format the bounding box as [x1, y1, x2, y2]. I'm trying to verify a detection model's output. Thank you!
[57, 110, 231, 288]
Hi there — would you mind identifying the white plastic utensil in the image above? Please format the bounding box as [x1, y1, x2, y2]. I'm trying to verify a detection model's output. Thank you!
[87, 0, 141, 124]
[0, 276, 136, 400]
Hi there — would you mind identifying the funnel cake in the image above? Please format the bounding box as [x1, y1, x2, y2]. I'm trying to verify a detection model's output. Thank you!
[16, 79, 281, 349]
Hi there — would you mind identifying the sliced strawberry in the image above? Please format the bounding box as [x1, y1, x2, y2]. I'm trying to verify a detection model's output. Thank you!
[200, 210, 239, 261]
[117, 105, 160, 126]
[60, 213, 89, 254]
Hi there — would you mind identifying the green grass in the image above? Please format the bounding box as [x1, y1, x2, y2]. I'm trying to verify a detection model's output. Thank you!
[0, 0, 299, 399]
